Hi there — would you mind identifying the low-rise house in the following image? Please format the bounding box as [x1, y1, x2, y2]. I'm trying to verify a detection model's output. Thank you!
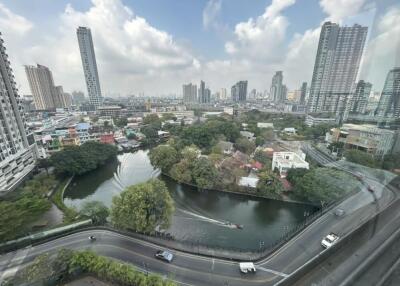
[238, 176, 259, 188]
[240, 131, 256, 141]
[257, 122, 274, 129]
[217, 141, 234, 155]
[272, 151, 309, 178]
[232, 151, 249, 165]
[157, 130, 170, 139]
[283, 127, 296, 135]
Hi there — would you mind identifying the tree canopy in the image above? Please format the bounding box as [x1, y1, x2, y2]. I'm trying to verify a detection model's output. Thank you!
[235, 137, 256, 155]
[149, 145, 179, 173]
[50, 141, 117, 175]
[79, 201, 109, 224]
[111, 179, 174, 232]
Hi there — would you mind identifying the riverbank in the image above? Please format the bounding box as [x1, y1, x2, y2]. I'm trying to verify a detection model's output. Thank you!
[161, 172, 318, 206]
[51, 176, 78, 223]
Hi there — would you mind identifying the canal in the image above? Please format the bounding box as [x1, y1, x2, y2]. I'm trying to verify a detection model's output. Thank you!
[64, 150, 317, 250]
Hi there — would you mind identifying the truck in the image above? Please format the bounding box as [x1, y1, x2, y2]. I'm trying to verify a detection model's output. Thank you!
[321, 233, 339, 248]
[239, 262, 256, 274]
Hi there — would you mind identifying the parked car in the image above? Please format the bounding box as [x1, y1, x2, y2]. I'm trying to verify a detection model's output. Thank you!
[239, 262, 256, 274]
[321, 233, 339, 248]
[155, 250, 174, 262]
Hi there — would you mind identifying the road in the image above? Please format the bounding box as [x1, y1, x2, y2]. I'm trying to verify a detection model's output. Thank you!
[0, 146, 398, 285]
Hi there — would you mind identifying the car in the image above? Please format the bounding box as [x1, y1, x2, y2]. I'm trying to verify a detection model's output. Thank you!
[155, 250, 174, 262]
[321, 233, 339, 248]
[239, 262, 256, 274]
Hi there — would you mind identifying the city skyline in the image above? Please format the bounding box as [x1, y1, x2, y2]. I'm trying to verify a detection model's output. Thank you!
[0, 0, 398, 97]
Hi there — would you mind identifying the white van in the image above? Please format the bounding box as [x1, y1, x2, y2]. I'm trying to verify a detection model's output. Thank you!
[239, 262, 256, 274]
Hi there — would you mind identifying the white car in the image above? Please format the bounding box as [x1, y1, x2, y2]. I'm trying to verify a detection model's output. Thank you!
[239, 262, 256, 274]
[321, 233, 339, 248]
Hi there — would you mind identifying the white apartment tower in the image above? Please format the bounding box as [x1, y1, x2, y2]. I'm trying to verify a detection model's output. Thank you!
[0, 34, 36, 194]
[77, 27, 102, 108]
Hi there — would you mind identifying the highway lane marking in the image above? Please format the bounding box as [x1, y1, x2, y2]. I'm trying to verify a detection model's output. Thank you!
[256, 266, 288, 277]
[211, 258, 214, 271]
[95, 243, 280, 283]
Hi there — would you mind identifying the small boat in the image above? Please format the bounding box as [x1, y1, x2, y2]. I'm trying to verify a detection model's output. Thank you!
[223, 221, 244, 230]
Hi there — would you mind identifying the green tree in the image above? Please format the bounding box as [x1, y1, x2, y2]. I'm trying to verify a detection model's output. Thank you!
[344, 149, 379, 168]
[382, 153, 400, 170]
[234, 137, 256, 155]
[143, 114, 162, 128]
[111, 179, 174, 232]
[114, 117, 128, 128]
[170, 160, 192, 184]
[257, 171, 283, 198]
[37, 158, 51, 175]
[253, 150, 271, 167]
[161, 113, 176, 121]
[80, 201, 109, 224]
[192, 157, 218, 189]
[50, 142, 117, 175]
[149, 145, 179, 173]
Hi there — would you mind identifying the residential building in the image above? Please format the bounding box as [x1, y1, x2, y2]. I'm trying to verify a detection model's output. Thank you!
[272, 152, 309, 178]
[240, 131, 255, 141]
[0, 34, 36, 194]
[231, 81, 248, 102]
[257, 122, 274, 129]
[270, 71, 285, 103]
[217, 141, 234, 155]
[348, 80, 372, 115]
[97, 105, 122, 117]
[197, 80, 210, 104]
[376, 67, 400, 118]
[77, 27, 102, 108]
[305, 114, 336, 127]
[25, 64, 56, 110]
[72, 91, 86, 104]
[307, 22, 368, 121]
[300, 82, 307, 104]
[326, 123, 399, 157]
[220, 88, 228, 101]
[182, 83, 197, 103]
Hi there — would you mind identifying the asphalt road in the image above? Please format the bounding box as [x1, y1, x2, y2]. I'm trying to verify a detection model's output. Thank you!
[0, 146, 398, 286]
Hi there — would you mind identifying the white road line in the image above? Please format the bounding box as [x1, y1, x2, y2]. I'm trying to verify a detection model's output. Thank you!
[0, 247, 30, 284]
[211, 258, 215, 271]
[257, 266, 289, 277]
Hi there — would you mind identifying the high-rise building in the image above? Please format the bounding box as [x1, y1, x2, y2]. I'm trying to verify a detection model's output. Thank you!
[182, 83, 197, 103]
[0, 34, 36, 194]
[77, 27, 102, 108]
[270, 71, 285, 103]
[25, 64, 56, 110]
[220, 88, 227, 101]
[376, 67, 400, 118]
[198, 80, 210, 103]
[348, 80, 372, 114]
[300, 82, 307, 104]
[307, 22, 368, 121]
[72, 91, 86, 104]
[231, 81, 248, 102]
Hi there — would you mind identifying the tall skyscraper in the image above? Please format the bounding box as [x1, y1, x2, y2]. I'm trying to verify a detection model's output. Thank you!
[182, 83, 197, 103]
[376, 67, 400, 118]
[25, 64, 70, 109]
[25, 64, 56, 110]
[307, 22, 368, 120]
[0, 34, 36, 194]
[220, 88, 227, 100]
[348, 80, 372, 114]
[270, 71, 285, 103]
[198, 80, 210, 103]
[77, 27, 102, 108]
[300, 82, 307, 104]
[231, 81, 248, 102]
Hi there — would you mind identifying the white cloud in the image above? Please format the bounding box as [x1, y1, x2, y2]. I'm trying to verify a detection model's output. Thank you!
[2, 0, 199, 95]
[225, 0, 295, 63]
[320, 0, 368, 22]
[203, 0, 222, 30]
[0, 3, 32, 35]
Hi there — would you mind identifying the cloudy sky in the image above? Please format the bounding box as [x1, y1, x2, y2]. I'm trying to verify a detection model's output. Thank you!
[0, 0, 399, 97]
